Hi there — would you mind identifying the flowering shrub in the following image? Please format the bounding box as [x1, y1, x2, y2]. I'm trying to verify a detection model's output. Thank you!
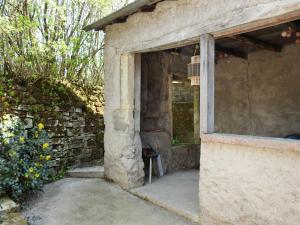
[0, 115, 53, 202]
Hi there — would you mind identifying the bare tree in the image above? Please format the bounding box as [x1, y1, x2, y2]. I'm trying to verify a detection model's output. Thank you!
[0, 0, 110, 87]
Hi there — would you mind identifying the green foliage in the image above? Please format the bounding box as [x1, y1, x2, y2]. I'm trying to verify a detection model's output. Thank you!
[171, 136, 180, 146]
[0, 115, 54, 202]
[0, 0, 112, 88]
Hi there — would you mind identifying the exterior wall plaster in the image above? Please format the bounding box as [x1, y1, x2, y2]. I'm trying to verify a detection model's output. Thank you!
[199, 140, 300, 225]
[105, 0, 300, 52]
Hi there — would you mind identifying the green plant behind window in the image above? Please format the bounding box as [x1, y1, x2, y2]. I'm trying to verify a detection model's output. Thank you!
[0, 115, 53, 202]
[171, 136, 180, 145]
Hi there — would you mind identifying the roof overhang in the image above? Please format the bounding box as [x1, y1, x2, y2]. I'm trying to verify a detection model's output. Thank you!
[83, 0, 162, 32]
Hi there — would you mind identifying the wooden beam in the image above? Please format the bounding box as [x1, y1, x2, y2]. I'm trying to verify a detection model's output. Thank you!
[215, 44, 248, 59]
[229, 34, 282, 52]
[200, 34, 215, 134]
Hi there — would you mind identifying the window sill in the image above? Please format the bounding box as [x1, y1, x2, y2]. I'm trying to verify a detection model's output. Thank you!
[201, 133, 300, 152]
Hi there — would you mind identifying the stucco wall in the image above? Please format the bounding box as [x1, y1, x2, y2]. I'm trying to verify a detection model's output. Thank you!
[199, 139, 300, 225]
[215, 45, 300, 137]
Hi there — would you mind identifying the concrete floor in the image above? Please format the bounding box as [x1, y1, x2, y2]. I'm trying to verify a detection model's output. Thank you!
[130, 170, 199, 223]
[23, 178, 196, 225]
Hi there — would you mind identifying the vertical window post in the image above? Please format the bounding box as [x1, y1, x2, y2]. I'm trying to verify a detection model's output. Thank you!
[200, 34, 215, 134]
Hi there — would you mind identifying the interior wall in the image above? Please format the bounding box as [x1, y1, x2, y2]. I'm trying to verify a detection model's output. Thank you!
[140, 52, 193, 173]
[215, 44, 300, 137]
[141, 52, 172, 173]
[172, 81, 194, 143]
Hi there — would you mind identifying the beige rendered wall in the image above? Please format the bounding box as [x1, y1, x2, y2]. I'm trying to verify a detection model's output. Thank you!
[199, 138, 300, 225]
[215, 45, 300, 137]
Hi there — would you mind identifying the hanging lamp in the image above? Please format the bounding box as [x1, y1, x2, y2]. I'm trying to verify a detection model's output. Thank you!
[187, 55, 200, 86]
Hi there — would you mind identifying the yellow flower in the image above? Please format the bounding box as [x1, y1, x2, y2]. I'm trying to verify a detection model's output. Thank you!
[38, 123, 44, 130]
[19, 137, 25, 143]
[7, 132, 15, 138]
[29, 167, 34, 173]
[34, 131, 39, 138]
[34, 173, 40, 178]
[24, 173, 29, 178]
[42, 143, 49, 149]
[39, 155, 45, 160]
[45, 155, 51, 161]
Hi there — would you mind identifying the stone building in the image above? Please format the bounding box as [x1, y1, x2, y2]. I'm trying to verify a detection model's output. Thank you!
[85, 1, 300, 224]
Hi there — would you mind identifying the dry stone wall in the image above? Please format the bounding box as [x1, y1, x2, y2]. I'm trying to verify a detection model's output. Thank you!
[0, 79, 104, 172]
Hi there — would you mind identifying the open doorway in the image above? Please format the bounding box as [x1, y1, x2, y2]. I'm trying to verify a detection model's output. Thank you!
[130, 51, 201, 222]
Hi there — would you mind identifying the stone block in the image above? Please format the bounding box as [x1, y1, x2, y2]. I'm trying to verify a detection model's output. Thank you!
[75, 107, 82, 113]
[50, 138, 62, 145]
[84, 126, 97, 133]
[1, 212, 27, 225]
[0, 196, 19, 215]
[53, 106, 60, 112]
[24, 118, 33, 129]
[26, 113, 34, 118]
[68, 166, 104, 178]
[65, 122, 73, 128]
[72, 148, 82, 156]
[72, 121, 85, 128]
[17, 105, 29, 111]
[86, 139, 96, 148]
[63, 116, 70, 121]
[66, 129, 73, 137]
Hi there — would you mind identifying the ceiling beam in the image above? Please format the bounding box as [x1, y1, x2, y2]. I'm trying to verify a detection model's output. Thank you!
[229, 34, 282, 52]
[215, 44, 248, 59]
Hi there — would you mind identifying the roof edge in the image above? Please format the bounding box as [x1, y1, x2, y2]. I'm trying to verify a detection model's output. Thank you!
[83, 0, 162, 32]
